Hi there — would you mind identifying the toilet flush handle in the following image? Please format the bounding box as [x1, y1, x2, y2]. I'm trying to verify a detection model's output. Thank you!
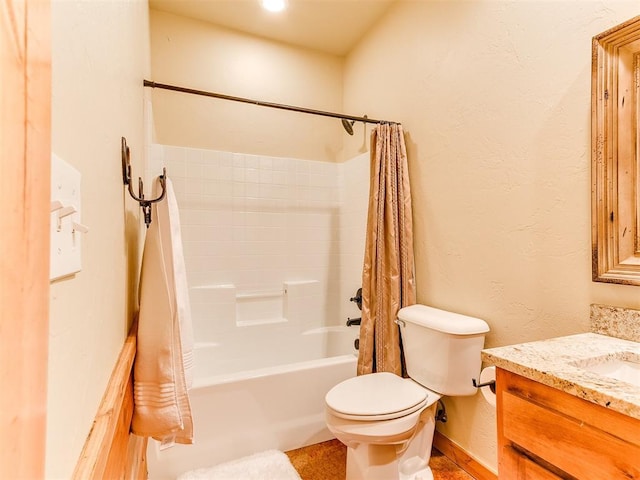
[395, 319, 406, 328]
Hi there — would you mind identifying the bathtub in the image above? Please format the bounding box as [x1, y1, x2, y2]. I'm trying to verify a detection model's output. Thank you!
[146, 328, 357, 479]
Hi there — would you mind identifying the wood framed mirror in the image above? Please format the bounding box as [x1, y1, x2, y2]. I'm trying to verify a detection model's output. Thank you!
[592, 16, 640, 285]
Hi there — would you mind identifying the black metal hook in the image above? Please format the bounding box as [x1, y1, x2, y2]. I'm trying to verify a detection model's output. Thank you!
[121, 137, 167, 228]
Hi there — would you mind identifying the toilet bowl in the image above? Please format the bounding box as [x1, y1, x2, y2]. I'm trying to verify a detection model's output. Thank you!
[325, 305, 490, 480]
[326, 372, 440, 480]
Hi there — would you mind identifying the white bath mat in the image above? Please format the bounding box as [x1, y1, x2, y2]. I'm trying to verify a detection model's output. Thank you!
[176, 450, 302, 480]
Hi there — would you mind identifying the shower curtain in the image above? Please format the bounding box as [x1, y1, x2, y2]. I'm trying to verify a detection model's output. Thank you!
[357, 123, 416, 376]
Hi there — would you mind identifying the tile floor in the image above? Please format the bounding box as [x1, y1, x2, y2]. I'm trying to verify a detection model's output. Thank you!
[285, 439, 474, 480]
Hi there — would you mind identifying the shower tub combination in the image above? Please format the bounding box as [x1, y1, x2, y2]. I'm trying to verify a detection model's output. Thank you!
[146, 285, 358, 479]
[145, 144, 366, 478]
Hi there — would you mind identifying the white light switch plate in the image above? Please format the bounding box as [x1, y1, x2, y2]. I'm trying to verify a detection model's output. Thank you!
[50, 153, 84, 281]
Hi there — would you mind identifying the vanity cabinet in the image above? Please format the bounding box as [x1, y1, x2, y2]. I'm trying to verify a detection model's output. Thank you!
[496, 368, 640, 479]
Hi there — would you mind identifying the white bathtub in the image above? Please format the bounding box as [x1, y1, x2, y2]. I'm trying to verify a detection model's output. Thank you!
[146, 329, 357, 479]
[193, 325, 357, 380]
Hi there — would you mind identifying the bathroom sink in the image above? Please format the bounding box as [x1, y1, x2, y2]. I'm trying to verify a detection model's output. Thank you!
[578, 356, 640, 387]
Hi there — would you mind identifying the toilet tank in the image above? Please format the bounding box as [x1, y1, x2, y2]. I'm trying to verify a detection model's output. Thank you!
[397, 304, 489, 396]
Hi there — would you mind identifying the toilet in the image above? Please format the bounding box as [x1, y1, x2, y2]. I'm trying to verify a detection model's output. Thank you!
[325, 304, 489, 480]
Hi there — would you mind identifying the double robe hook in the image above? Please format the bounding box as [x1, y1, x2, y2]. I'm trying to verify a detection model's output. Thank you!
[121, 137, 166, 227]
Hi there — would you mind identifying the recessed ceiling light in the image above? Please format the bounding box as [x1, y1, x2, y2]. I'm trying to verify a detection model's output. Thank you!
[262, 0, 287, 13]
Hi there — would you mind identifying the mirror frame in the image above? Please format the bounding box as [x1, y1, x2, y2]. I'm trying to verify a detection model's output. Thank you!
[592, 15, 640, 285]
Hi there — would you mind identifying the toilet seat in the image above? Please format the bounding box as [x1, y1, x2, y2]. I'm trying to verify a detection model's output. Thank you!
[325, 372, 432, 421]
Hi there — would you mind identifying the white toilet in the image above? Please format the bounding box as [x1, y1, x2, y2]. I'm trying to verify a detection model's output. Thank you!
[325, 304, 489, 480]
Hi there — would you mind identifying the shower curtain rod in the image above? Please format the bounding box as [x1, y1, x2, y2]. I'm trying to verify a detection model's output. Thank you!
[143, 80, 396, 125]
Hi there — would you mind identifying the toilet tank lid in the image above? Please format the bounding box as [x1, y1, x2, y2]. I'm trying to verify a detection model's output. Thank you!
[397, 304, 490, 335]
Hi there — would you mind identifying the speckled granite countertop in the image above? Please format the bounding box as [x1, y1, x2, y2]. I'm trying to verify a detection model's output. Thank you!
[482, 332, 640, 421]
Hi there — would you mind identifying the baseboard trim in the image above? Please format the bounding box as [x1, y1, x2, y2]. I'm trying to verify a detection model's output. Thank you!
[433, 431, 497, 480]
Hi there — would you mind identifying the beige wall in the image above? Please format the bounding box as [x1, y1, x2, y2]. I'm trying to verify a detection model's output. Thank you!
[343, 0, 640, 471]
[47, 1, 149, 477]
[51, 2, 640, 476]
[149, 9, 344, 161]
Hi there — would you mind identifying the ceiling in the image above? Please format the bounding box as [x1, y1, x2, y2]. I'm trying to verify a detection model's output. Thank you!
[148, 0, 396, 56]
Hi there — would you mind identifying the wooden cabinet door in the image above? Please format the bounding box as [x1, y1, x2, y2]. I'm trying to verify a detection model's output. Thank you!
[497, 368, 640, 480]
[0, 0, 51, 478]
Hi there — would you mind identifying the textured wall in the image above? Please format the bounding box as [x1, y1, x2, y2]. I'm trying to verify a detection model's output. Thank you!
[149, 9, 345, 162]
[47, 1, 149, 477]
[342, 0, 640, 472]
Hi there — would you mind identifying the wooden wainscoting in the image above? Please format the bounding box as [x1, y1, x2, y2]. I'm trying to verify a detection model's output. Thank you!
[73, 322, 147, 479]
[434, 431, 497, 480]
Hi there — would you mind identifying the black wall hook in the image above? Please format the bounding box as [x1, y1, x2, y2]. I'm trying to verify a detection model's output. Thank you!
[121, 137, 167, 228]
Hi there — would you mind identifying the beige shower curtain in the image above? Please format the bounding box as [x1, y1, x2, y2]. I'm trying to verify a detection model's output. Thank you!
[357, 123, 416, 376]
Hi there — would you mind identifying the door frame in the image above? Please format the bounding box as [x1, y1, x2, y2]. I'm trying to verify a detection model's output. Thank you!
[0, 0, 51, 477]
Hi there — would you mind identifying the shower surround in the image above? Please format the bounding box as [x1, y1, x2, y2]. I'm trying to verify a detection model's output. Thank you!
[145, 144, 368, 477]
[150, 144, 368, 366]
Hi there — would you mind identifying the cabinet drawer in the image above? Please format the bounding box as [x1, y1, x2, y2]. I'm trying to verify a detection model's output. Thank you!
[502, 388, 640, 479]
[500, 445, 563, 480]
